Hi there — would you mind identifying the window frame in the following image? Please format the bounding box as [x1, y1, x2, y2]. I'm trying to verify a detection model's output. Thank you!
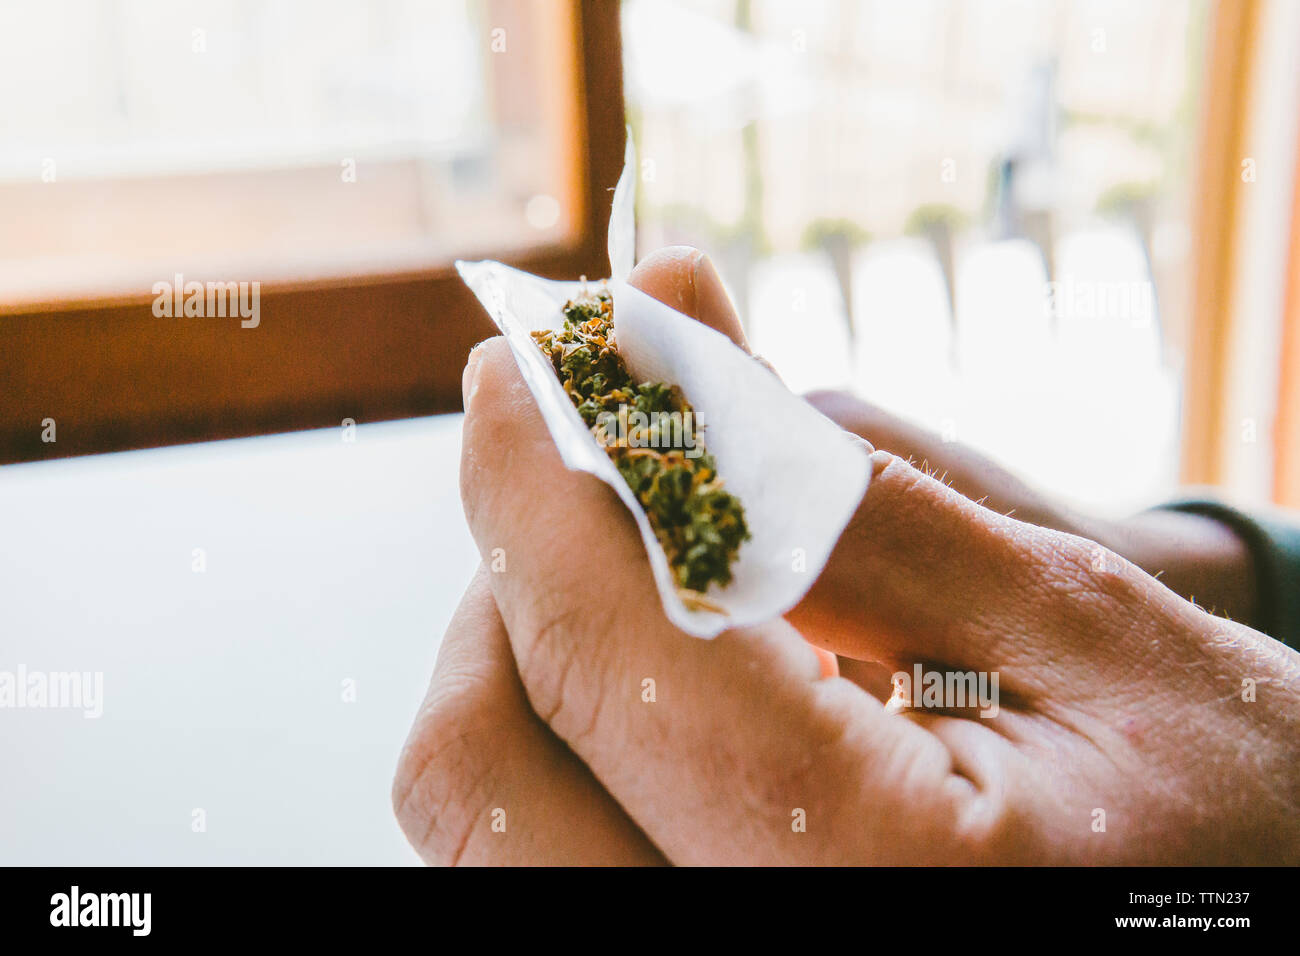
[0, 0, 625, 465]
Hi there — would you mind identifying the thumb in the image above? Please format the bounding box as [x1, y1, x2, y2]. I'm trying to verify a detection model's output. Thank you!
[627, 246, 749, 349]
[788, 441, 1181, 706]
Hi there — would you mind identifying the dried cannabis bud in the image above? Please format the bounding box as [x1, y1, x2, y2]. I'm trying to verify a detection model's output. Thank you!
[532, 288, 749, 602]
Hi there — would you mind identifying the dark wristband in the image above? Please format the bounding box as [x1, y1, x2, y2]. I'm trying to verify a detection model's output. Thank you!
[1153, 498, 1300, 651]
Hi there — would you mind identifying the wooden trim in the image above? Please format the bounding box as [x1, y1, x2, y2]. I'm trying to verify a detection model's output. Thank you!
[0, 0, 625, 465]
[1274, 100, 1300, 505]
[1180, 0, 1262, 485]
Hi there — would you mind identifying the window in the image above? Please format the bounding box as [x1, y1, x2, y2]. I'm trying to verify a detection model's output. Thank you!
[625, 0, 1224, 515]
[0, 0, 624, 463]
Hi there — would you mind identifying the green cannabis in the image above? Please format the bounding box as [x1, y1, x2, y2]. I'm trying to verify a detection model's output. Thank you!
[532, 287, 749, 604]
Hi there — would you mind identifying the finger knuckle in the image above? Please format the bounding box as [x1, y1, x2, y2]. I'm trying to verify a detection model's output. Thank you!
[515, 596, 614, 753]
[392, 679, 502, 866]
[1029, 530, 1148, 628]
[947, 780, 1018, 861]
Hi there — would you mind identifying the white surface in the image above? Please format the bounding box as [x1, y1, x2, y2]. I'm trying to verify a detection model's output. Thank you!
[0, 416, 477, 865]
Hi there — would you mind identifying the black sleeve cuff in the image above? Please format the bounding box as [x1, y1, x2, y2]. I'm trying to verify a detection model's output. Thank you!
[1153, 498, 1300, 651]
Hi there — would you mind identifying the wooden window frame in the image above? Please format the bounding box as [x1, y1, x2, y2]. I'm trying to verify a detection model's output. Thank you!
[0, 0, 624, 465]
[1183, 0, 1300, 505]
[1180, 0, 1261, 489]
[1274, 94, 1300, 507]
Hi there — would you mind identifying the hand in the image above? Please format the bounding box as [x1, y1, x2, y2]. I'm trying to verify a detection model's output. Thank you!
[799, 397, 1260, 631]
[393, 246, 1300, 864]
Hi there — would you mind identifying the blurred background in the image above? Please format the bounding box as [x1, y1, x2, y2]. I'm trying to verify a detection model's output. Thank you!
[628, 0, 1205, 515]
[0, 0, 579, 301]
[2, 0, 1298, 863]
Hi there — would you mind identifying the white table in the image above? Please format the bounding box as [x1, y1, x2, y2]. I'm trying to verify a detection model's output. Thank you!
[0, 416, 476, 864]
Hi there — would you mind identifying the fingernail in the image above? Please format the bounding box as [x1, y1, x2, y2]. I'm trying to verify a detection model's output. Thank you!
[691, 252, 735, 326]
[462, 343, 486, 412]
